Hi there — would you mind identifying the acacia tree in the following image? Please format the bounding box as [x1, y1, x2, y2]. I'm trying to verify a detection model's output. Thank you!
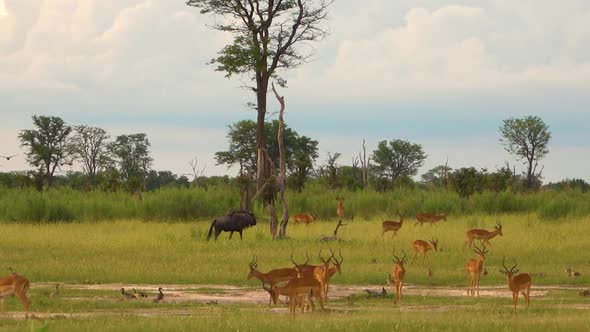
[499, 115, 551, 189]
[19, 115, 72, 188]
[187, 0, 332, 234]
[69, 125, 110, 186]
[372, 139, 427, 188]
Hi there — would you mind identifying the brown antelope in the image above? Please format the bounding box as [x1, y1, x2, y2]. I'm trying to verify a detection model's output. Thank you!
[415, 212, 447, 226]
[411, 238, 439, 265]
[263, 277, 325, 316]
[382, 214, 404, 238]
[247, 256, 299, 305]
[312, 249, 333, 303]
[336, 197, 345, 220]
[293, 213, 316, 225]
[389, 250, 407, 303]
[465, 244, 488, 296]
[500, 257, 532, 312]
[322, 249, 343, 302]
[465, 221, 503, 247]
[0, 273, 31, 318]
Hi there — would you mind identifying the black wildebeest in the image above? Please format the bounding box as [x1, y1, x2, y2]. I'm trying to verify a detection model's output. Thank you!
[207, 210, 256, 241]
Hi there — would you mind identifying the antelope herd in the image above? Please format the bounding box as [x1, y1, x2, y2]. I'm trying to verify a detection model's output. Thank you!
[2, 198, 587, 319]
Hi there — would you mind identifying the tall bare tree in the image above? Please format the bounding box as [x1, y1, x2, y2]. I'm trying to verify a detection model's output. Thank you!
[187, 0, 333, 235]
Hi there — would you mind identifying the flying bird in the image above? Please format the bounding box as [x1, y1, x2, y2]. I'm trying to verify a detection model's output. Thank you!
[0, 154, 18, 161]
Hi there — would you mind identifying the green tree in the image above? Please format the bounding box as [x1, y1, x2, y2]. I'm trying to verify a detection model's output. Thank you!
[186, 0, 333, 206]
[108, 133, 153, 192]
[421, 165, 452, 187]
[499, 115, 551, 189]
[18, 115, 72, 188]
[215, 120, 319, 186]
[69, 125, 110, 186]
[449, 167, 484, 198]
[372, 139, 427, 188]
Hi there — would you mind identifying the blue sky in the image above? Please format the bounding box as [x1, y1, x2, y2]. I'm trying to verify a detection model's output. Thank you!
[1, 0, 589, 182]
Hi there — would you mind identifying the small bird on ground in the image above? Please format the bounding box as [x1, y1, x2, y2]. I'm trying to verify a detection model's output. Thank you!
[121, 288, 136, 299]
[153, 287, 164, 303]
[49, 283, 60, 298]
[133, 288, 148, 298]
[579, 290, 590, 297]
[364, 287, 387, 297]
[566, 268, 582, 278]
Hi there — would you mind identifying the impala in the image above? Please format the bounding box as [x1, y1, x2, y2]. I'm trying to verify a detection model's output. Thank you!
[465, 221, 503, 247]
[415, 212, 447, 226]
[0, 273, 31, 318]
[382, 214, 404, 238]
[247, 256, 299, 305]
[336, 197, 345, 220]
[465, 244, 488, 296]
[293, 213, 317, 225]
[322, 249, 343, 302]
[411, 238, 439, 265]
[311, 249, 333, 303]
[389, 250, 407, 303]
[263, 277, 325, 316]
[500, 257, 532, 312]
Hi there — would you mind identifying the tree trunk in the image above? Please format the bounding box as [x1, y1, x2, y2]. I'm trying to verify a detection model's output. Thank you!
[272, 83, 289, 239]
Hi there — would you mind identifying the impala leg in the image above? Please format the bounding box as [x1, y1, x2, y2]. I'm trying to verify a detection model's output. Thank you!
[513, 292, 518, 312]
[411, 251, 417, 264]
[399, 281, 403, 302]
[476, 275, 480, 297]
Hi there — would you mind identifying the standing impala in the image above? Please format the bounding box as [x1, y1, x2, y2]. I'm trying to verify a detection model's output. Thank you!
[387, 250, 407, 304]
[465, 244, 488, 296]
[500, 257, 532, 311]
[465, 221, 503, 247]
[293, 213, 316, 225]
[247, 256, 299, 305]
[382, 214, 403, 238]
[411, 238, 439, 265]
[263, 276, 325, 316]
[0, 272, 31, 319]
[336, 197, 345, 220]
[415, 213, 447, 226]
[322, 249, 343, 302]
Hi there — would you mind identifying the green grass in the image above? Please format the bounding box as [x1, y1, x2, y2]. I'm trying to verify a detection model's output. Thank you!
[1, 215, 589, 331]
[1, 215, 589, 285]
[1, 291, 590, 331]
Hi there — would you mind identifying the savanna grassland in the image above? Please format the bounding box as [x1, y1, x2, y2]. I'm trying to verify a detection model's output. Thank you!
[1, 188, 590, 331]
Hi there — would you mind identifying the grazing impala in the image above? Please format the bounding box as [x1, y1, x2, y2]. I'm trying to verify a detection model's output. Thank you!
[0, 273, 31, 319]
[415, 213, 447, 226]
[389, 250, 407, 303]
[247, 256, 299, 305]
[293, 213, 316, 225]
[465, 244, 488, 296]
[382, 214, 404, 238]
[411, 238, 439, 265]
[465, 221, 503, 247]
[263, 277, 325, 316]
[336, 197, 345, 220]
[500, 257, 532, 311]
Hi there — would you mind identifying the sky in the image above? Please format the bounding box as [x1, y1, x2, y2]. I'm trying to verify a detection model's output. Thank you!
[0, 0, 589, 183]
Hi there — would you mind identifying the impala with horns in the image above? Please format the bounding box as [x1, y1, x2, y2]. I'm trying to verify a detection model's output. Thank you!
[293, 213, 316, 225]
[465, 221, 503, 248]
[411, 238, 439, 265]
[382, 214, 404, 238]
[500, 257, 532, 311]
[247, 256, 299, 305]
[321, 249, 343, 302]
[465, 244, 488, 297]
[415, 213, 447, 226]
[387, 250, 407, 304]
[0, 273, 31, 319]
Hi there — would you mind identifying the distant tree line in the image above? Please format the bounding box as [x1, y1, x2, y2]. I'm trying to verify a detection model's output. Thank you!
[0, 114, 574, 197]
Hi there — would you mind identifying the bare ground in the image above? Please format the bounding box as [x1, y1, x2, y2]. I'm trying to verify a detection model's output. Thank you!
[1, 282, 586, 320]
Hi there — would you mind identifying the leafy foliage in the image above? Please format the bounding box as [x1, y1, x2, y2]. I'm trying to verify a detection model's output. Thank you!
[371, 139, 427, 187]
